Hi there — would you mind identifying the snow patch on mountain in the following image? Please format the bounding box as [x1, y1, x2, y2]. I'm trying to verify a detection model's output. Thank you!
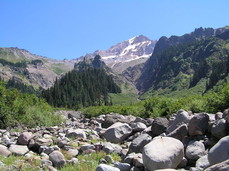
[72, 35, 157, 71]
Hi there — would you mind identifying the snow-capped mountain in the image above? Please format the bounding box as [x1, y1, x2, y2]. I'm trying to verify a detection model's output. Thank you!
[72, 35, 157, 73]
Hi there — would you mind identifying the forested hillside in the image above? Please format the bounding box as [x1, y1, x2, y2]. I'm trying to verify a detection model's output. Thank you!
[42, 67, 121, 109]
[137, 28, 229, 97]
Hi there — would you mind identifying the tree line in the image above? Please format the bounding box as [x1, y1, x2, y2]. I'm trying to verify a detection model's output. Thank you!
[42, 67, 121, 109]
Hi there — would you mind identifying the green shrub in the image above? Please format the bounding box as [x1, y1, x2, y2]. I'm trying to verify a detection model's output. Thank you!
[0, 82, 63, 128]
[82, 83, 229, 119]
[144, 97, 183, 117]
[204, 83, 229, 113]
[82, 102, 145, 118]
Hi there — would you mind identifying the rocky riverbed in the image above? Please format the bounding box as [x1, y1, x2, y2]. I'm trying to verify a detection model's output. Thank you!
[0, 109, 229, 171]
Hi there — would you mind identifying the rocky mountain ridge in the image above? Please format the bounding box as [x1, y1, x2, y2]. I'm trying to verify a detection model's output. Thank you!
[1, 26, 228, 95]
[0, 47, 74, 89]
[72, 35, 157, 74]
[0, 35, 156, 90]
[136, 26, 229, 94]
[153, 27, 228, 55]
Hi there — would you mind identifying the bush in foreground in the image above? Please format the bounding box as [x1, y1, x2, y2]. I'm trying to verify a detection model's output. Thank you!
[0, 82, 63, 128]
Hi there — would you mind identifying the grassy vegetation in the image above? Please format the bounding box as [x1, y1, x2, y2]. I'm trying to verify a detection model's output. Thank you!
[60, 151, 121, 171]
[82, 83, 229, 119]
[109, 93, 139, 105]
[142, 78, 207, 99]
[0, 150, 119, 171]
[0, 155, 41, 171]
[50, 63, 70, 75]
[0, 48, 23, 63]
[82, 101, 145, 118]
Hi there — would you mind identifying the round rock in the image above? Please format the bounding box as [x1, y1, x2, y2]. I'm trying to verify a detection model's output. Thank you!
[49, 150, 66, 168]
[104, 122, 132, 143]
[186, 140, 206, 160]
[0, 144, 11, 157]
[167, 124, 188, 141]
[9, 144, 29, 156]
[66, 129, 86, 139]
[17, 132, 34, 145]
[130, 122, 147, 132]
[211, 118, 228, 139]
[167, 110, 190, 134]
[188, 113, 209, 136]
[102, 142, 122, 154]
[208, 135, 229, 165]
[129, 133, 152, 153]
[114, 162, 131, 171]
[151, 117, 169, 136]
[142, 137, 184, 170]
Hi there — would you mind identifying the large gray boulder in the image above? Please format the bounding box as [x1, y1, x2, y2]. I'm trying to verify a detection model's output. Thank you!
[123, 153, 142, 166]
[211, 118, 228, 139]
[67, 149, 79, 157]
[167, 110, 190, 133]
[104, 122, 132, 143]
[102, 113, 136, 128]
[0, 144, 11, 157]
[151, 117, 169, 135]
[80, 144, 95, 152]
[96, 164, 120, 171]
[39, 145, 60, 155]
[67, 111, 84, 119]
[29, 138, 53, 153]
[114, 162, 131, 171]
[9, 145, 29, 156]
[49, 150, 66, 168]
[18, 132, 34, 145]
[188, 113, 209, 136]
[167, 124, 188, 141]
[36, 138, 53, 146]
[130, 122, 147, 132]
[208, 135, 229, 165]
[66, 129, 86, 139]
[129, 133, 152, 153]
[185, 140, 206, 160]
[142, 137, 184, 170]
[103, 142, 122, 154]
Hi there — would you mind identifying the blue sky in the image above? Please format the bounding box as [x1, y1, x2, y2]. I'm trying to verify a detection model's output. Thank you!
[0, 0, 228, 60]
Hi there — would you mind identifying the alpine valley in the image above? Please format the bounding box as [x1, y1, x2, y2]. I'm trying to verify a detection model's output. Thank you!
[1, 26, 229, 100]
[0, 35, 156, 92]
[1, 26, 229, 171]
